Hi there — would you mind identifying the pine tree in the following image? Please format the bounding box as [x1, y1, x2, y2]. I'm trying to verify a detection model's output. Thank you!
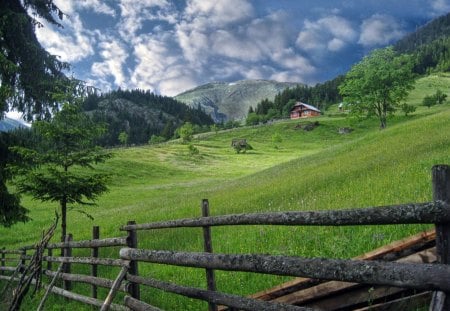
[9, 103, 112, 243]
[0, 0, 69, 227]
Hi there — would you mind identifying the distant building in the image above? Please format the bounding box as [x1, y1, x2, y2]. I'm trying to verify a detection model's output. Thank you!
[290, 102, 321, 119]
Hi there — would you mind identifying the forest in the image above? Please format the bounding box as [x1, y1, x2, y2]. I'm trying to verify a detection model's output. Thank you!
[82, 89, 214, 146]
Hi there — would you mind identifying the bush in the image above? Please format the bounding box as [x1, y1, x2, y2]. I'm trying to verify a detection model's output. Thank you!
[178, 122, 194, 143]
[149, 135, 165, 145]
[400, 103, 416, 116]
[188, 143, 199, 155]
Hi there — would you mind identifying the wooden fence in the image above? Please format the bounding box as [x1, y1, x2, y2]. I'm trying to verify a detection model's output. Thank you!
[0, 222, 139, 310]
[0, 164, 449, 310]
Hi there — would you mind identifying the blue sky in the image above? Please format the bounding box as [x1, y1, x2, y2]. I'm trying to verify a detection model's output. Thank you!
[34, 0, 450, 97]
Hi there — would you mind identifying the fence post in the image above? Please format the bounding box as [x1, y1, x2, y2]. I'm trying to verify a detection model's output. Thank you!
[92, 226, 100, 300]
[47, 248, 52, 271]
[20, 249, 26, 273]
[1, 247, 4, 276]
[63, 234, 73, 291]
[431, 165, 450, 310]
[202, 199, 218, 311]
[126, 220, 140, 300]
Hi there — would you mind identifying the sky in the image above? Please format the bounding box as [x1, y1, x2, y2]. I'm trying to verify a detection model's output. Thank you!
[33, 0, 450, 98]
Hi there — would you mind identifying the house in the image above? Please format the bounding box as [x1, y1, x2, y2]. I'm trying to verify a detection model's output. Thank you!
[290, 102, 321, 119]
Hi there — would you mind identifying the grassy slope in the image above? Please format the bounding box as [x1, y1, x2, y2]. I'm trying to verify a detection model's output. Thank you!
[2, 75, 450, 310]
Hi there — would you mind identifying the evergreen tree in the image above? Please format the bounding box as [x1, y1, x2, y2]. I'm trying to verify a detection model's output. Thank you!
[0, 0, 70, 227]
[9, 103, 112, 243]
[0, 0, 69, 120]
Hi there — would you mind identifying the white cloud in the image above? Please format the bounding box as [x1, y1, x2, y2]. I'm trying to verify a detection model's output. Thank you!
[91, 39, 128, 86]
[77, 0, 116, 16]
[184, 0, 254, 27]
[211, 30, 263, 61]
[35, 13, 94, 63]
[430, 0, 450, 15]
[358, 14, 405, 47]
[296, 15, 357, 52]
[117, 0, 178, 39]
[128, 35, 198, 96]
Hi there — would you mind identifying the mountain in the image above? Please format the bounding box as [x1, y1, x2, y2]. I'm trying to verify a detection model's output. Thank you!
[174, 79, 303, 122]
[82, 89, 213, 146]
[0, 117, 28, 132]
[394, 12, 450, 74]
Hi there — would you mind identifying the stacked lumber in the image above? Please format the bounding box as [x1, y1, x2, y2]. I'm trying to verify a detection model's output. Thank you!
[222, 230, 436, 310]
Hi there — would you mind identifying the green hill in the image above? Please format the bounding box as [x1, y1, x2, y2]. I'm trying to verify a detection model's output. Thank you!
[2, 75, 450, 310]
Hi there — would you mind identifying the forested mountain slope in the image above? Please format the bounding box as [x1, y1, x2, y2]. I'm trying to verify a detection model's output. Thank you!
[82, 89, 213, 146]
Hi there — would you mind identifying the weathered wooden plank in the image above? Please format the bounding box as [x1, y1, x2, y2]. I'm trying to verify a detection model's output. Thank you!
[306, 286, 406, 310]
[38, 264, 64, 311]
[48, 285, 128, 311]
[277, 245, 435, 310]
[44, 270, 127, 292]
[48, 237, 127, 249]
[92, 225, 100, 299]
[272, 247, 436, 305]
[0, 249, 22, 254]
[246, 229, 436, 303]
[44, 256, 129, 267]
[126, 220, 140, 300]
[0, 266, 22, 272]
[431, 164, 450, 311]
[120, 248, 450, 291]
[201, 199, 217, 311]
[100, 264, 129, 311]
[21, 237, 127, 251]
[120, 201, 448, 231]
[354, 291, 432, 311]
[124, 296, 164, 311]
[126, 274, 310, 311]
[1, 257, 22, 263]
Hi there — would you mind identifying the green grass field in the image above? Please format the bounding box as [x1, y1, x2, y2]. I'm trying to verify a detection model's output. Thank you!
[1, 75, 450, 310]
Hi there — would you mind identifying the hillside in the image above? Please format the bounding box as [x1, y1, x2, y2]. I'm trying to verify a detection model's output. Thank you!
[174, 79, 303, 122]
[3, 74, 450, 310]
[394, 12, 450, 53]
[82, 89, 213, 146]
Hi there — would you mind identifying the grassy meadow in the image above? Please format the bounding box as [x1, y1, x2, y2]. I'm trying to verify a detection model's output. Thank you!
[2, 74, 450, 310]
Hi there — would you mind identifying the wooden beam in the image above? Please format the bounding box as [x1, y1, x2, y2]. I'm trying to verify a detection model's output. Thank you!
[124, 296, 164, 311]
[120, 201, 449, 231]
[274, 247, 436, 305]
[249, 229, 435, 302]
[127, 274, 310, 311]
[120, 247, 450, 291]
[100, 264, 129, 311]
[44, 270, 127, 292]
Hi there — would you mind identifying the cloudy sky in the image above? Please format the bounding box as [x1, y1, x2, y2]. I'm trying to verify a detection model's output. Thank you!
[35, 0, 450, 97]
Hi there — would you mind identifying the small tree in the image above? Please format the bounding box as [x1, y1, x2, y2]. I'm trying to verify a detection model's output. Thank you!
[178, 122, 194, 143]
[9, 103, 112, 243]
[246, 112, 260, 126]
[149, 134, 165, 145]
[422, 95, 436, 108]
[435, 89, 447, 104]
[118, 131, 129, 146]
[400, 103, 416, 116]
[422, 90, 447, 108]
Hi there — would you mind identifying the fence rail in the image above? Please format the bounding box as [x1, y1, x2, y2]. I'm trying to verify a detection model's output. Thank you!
[0, 164, 449, 311]
[120, 201, 449, 231]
